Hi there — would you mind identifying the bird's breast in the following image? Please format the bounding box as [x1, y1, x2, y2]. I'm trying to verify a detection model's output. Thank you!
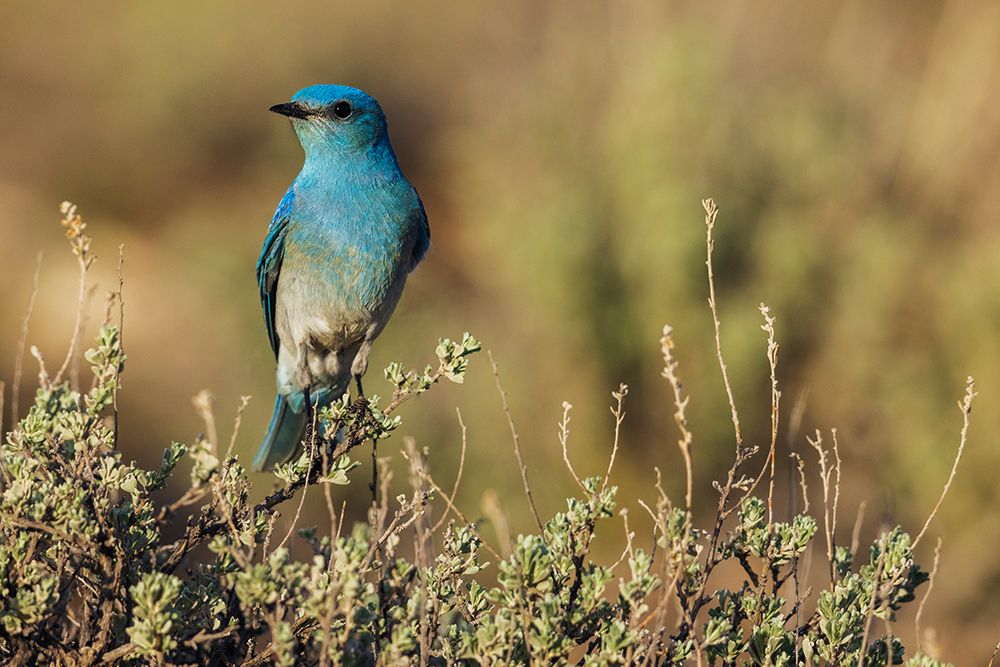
[277, 193, 412, 350]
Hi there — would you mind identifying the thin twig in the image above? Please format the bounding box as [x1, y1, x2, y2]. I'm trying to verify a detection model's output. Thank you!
[635, 498, 658, 526]
[361, 490, 425, 572]
[830, 428, 841, 555]
[424, 476, 501, 561]
[0, 512, 91, 555]
[426, 476, 463, 531]
[225, 395, 252, 462]
[618, 508, 636, 564]
[69, 284, 98, 390]
[660, 325, 694, 511]
[789, 453, 809, 514]
[481, 489, 512, 558]
[857, 551, 887, 667]
[187, 627, 236, 648]
[364, 455, 394, 573]
[335, 499, 347, 542]
[30, 345, 50, 389]
[239, 617, 317, 667]
[431, 407, 469, 532]
[98, 641, 135, 664]
[807, 430, 836, 586]
[404, 439, 433, 667]
[488, 350, 543, 531]
[192, 390, 219, 449]
[111, 243, 125, 444]
[759, 304, 781, 523]
[849, 501, 867, 558]
[274, 438, 316, 553]
[558, 401, 585, 491]
[603, 384, 628, 492]
[915, 537, 942, 655]
[54, 202, 96, 386]
[913, 377, 976, 548]
[733, 307, 784, 511]
[702, 198, 743, 449]
[12, 251, 43, 421]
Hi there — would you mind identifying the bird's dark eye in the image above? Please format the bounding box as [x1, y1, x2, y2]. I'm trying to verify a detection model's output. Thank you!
[332, 100, 353, 120]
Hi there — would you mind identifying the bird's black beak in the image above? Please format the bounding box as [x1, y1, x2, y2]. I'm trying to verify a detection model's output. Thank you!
[269, 102, 313, 119]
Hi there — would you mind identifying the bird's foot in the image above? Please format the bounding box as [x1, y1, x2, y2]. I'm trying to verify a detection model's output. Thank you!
[302, 385, 314, 444]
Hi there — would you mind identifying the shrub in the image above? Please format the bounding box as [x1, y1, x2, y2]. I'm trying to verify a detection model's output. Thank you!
[0, 201, 975, 665]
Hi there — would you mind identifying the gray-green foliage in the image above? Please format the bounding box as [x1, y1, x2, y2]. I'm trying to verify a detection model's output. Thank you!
[0, 323, 949, 664]
[0, 208, 959, 665]
[0, 324, 491, 664]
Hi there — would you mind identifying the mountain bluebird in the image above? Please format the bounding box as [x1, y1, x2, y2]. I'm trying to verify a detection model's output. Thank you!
[252, 84, 429, 471]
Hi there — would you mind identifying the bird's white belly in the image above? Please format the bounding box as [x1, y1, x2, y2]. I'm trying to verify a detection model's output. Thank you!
[272, 264, 408, 399]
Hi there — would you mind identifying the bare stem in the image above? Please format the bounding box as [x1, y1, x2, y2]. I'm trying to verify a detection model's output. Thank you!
[913, 377, 976, 548]
[603, 384, 628, 492]
[192, 390, 219, 449]
[431, 407, 469, 532]
[807, 430, 836, 586]
[849, 501, 867, 558]
[558, 401, 585, 491]
[111, 244, 125, 443]
[857, 551, 887, 667]
[488, 350, 544, 531]
[734, 306, 783, 511]
[789, 452, 809, 514]
[702, 198, 743, 449]
[660, 325, 693, 512]
[224, 395, 252, 462]
[12, 251, 43, 421]
[759, 304, 781, 523]
[54, 202, 96, 387]
[915, 537, 942, 654]
[274, 438, 316, 553]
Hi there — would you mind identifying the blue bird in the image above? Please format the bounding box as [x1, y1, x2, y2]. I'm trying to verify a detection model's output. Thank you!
[252, 84, 429, 471]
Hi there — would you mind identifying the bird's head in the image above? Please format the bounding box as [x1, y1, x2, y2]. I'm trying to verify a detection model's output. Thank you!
[270, 85, 389, 156]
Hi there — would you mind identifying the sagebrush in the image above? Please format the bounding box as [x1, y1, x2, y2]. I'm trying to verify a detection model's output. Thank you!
[0, 201, 976, 666]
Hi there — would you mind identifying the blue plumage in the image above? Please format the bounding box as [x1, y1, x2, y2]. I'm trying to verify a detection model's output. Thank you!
[257, 186, 294, 357]
[252, 85, 429, 471]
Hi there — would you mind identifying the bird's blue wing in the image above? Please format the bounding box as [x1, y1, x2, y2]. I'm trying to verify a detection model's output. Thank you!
[257, 187, 295, 358]
[410, 191, 430, 269]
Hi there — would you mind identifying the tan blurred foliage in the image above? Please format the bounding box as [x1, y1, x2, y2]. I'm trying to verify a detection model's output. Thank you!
[1, 0, 998, 660]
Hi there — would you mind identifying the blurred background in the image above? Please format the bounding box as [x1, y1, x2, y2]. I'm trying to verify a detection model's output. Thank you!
[1, 0, 998, 660]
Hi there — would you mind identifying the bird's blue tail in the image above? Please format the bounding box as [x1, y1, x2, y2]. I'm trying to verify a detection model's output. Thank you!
[252, 394, 307, 471]
[252, 388, 337, 471]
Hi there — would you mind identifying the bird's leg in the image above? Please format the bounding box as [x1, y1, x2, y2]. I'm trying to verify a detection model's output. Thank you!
[351, 339, 372, 402]
[302, 384, 313, 448]
[350, 339, 376, 502]
[355, 372, 376, 503]
[369, 423, 379, 506]
[297, 345, 314, 448]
